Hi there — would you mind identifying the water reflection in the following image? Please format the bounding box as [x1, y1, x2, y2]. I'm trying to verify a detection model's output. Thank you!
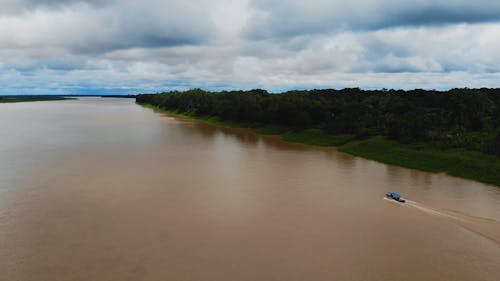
[157, 112, 324, 152]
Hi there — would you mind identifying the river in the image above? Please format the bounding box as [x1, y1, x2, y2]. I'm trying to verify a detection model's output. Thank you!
[1, 97, 499, 281]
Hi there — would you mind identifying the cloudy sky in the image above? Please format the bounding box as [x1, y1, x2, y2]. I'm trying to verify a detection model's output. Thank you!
[1, 0, 500, 94]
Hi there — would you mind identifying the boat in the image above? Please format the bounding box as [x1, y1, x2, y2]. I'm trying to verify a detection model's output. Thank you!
[385, 192, 406, 203]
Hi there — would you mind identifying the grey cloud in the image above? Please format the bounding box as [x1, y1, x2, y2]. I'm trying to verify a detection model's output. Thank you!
[0, 0, 111, 14]
[29, 0, 110, 4]
[245, 0, 500, 39]
[0, 0, 214, 54]
[25, 0, 111, 7]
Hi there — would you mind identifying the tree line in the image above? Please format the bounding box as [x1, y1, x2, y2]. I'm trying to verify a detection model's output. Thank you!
[136, 88, 500, 155]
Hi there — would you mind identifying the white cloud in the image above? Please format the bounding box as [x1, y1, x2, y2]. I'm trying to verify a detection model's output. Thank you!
[1, 0, 500, 94]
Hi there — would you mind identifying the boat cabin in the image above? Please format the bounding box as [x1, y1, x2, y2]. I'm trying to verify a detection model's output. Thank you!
[385, 191, 405, 203]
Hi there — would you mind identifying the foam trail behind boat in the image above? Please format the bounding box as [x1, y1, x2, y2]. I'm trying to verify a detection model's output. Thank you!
[405, 200, 461, 220]
[383, 197, 461, 220]
[384, 197, 500, 247]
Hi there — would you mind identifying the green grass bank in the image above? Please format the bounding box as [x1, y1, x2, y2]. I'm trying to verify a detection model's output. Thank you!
[340, 137, 500, 186]
[140, 103, 500, 187]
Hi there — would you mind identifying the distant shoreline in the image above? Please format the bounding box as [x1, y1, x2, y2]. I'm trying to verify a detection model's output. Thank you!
[0, 95, 136, 103]
[0, 96, 70, 103]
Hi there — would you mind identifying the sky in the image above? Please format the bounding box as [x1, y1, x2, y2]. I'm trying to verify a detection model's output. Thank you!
[1, 0, 500, 94]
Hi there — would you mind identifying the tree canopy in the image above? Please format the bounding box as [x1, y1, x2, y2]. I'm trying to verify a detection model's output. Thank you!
[136, 88, 500, 156]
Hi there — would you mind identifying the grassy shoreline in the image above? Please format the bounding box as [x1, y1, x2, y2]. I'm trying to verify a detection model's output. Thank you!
[140, 103, 500, 187]
[340, 137, 500, 186]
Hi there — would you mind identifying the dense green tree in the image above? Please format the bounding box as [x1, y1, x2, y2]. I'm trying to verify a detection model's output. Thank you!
[136, 88, 500, 154]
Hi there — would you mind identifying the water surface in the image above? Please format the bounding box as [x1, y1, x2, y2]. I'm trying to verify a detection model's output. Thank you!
[1, 98, 499, 280]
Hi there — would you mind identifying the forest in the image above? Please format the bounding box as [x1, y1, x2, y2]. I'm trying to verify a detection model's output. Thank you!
[136, 88, 500, 157]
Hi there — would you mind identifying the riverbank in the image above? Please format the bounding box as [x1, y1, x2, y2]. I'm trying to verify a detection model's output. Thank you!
[0, 96, 69, 103]
[340, 137, 500, 186]
[140, 103, 355, 146]
[140, 103, 500, 187]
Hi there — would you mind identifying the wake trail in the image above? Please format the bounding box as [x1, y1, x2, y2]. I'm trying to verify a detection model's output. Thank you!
[404, 200, 462, 221]
[383, 197, 496, 223]
[384, 197, 500, 246]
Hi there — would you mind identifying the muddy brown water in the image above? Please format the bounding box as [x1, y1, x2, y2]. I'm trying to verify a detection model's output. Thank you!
[1, 98, 499, 281]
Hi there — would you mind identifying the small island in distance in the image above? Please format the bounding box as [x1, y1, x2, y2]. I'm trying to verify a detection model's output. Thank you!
[137, 88, 500, 187]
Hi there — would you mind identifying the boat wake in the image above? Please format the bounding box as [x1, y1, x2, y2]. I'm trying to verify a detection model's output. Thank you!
[384, 197, 500, 246]
[405, 200, 463, 220]
[383, 197, 472, 221]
